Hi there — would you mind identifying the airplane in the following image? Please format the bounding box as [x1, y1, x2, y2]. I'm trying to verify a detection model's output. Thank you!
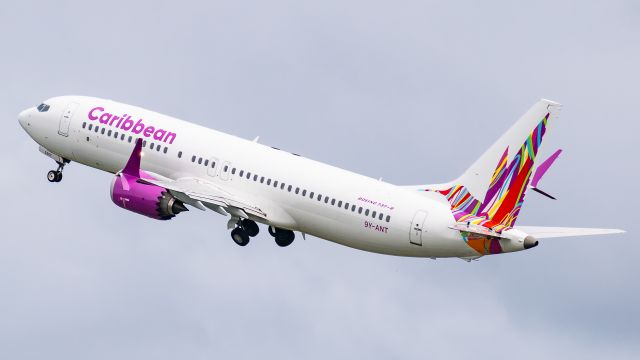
[17, 96, 624, 260]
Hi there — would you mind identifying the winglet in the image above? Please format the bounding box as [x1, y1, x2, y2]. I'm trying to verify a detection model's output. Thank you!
[531, 149, 562, 188]
[122, 138, 143, 177]
[529, 149, 562, 200]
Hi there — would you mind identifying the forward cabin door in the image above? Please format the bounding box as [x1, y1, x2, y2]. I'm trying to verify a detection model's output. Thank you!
[58, 102, 79, 137]
[409, 210, 428, 245]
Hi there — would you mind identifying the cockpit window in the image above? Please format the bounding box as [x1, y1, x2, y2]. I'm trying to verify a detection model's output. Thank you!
[36, 103, 50, 112]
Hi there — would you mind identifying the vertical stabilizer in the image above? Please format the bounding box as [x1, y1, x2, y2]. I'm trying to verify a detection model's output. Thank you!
[422, 99, 562, 231]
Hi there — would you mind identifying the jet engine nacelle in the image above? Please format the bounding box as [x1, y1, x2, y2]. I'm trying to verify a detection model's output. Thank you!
[110, 173, 188, 220]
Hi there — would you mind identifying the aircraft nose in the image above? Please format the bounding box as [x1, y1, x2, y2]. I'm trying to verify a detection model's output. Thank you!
[18, 108, 31, 130]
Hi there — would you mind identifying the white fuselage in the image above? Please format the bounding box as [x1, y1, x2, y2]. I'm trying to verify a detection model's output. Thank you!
[18, 96, 492, 258]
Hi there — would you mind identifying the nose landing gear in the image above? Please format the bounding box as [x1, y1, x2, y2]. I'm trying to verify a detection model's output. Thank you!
[47, 161, 68, 183]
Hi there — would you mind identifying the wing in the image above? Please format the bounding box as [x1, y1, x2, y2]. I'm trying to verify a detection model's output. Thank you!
[140, 174, 296, 229]
[515, 226, 625, 239]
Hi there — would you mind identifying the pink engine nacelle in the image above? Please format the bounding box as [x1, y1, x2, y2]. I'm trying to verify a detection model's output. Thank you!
[110, 172, 188, 220]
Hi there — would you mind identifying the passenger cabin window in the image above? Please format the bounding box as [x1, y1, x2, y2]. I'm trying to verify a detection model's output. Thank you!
[150, 143, 154, 150]
[101, 128, 106, 135]
[205, 160, 209, 166]
[198, 158, 203, 165]
[239, 170, 244, 177]
[191, 156, 196, 162]
[273, 181, 278, 187]
[88, 124, 93, 130]
[178, 151, 183, 158]
[82, 122, 86, 129]
[163, 147, 168, 154]
[386, 215, 391, 222]
[108, 130, 112, 136]
[379, 213, 384, 221]
[37, 103, 50, 112]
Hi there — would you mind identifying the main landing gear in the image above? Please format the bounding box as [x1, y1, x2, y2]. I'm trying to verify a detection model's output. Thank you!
[230, 218, 260, 246]
[269, 226, 295, 247]
[47, 161, 68, 183]
[229, 219, 296, 248]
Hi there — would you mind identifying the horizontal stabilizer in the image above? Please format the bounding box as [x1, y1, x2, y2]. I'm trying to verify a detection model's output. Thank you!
[515, 226, 625, 239]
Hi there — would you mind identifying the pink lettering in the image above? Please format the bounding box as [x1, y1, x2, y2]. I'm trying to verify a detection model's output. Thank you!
[88, 107, 104, 120]
[153, 129, 166, 140]
[120, 116, 134, 131]
[86, 106, 177, 144]
[99, 113, 111, 124]
[164, 132, 176, 144]
[143, 126, 155, 137]
[132, 119, 145, 134]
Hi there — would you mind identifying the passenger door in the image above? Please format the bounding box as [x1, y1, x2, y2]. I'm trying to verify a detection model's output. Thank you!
[58, 102, 79, 137]
[409, 210, 428, 245]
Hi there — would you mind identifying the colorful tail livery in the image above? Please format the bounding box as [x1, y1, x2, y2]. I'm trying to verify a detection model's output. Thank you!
[406, 99, 623, 256]
[422, 100, 561, 230]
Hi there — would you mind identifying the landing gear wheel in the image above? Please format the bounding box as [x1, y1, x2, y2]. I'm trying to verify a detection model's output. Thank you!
[47, 160, 68, 183]
[231, 227, 250, 246]
[47, 171, 57, 182]
[241, 219, 259, 237]
[275, 230, 295, 247]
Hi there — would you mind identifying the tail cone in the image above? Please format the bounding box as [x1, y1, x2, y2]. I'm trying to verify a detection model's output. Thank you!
[523, 236, 539, 249]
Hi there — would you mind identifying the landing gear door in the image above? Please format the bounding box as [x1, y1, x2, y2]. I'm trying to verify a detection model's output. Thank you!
[58, 102, 79, 137]
[409, 210, 428, 246]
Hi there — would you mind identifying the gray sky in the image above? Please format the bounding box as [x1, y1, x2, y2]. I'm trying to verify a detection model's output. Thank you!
[1, 1, 638, 359]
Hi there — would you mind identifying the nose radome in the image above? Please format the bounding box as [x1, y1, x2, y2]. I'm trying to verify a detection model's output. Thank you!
[18, 108, 31, 129]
